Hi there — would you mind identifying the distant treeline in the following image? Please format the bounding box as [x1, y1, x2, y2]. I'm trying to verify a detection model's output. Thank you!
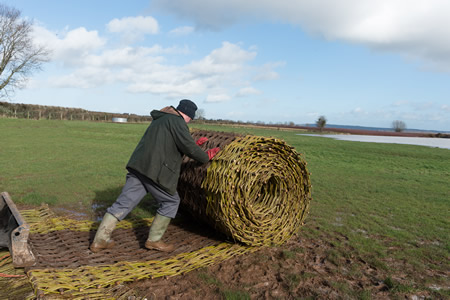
[0, 101, 302, 127]
[2, 101, 448, 138]
[0, 101, 152, 123]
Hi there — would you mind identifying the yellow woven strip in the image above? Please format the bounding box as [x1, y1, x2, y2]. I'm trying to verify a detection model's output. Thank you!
[18, 206, 257, 298]
[21, 205, 153, 234]
[0, 250, 34, 299]
[27, 242, 256, 296]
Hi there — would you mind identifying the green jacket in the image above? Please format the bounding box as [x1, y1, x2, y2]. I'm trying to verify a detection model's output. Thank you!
[126, 106, 209, 195]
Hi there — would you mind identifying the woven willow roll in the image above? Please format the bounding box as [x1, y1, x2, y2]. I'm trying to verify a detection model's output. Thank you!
[178, 130, 311, 247]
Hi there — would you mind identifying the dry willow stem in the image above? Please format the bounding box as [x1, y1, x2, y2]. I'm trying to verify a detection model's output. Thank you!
[178, 130, 311, 246]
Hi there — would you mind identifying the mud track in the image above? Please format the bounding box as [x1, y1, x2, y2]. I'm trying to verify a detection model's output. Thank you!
[126, 230, 442, 300]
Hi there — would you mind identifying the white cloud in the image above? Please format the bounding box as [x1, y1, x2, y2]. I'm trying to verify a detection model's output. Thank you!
[391, 100, 441, 112]
[392, 100, 410, 107]
[253, 62, 284, 81]
[352, 107, 366, 114]
[226, 111, 246, 118]
[328, 104, 450, 130]
[127, 78, 206, 96]
[107, 16, 159, 42]
[188, 41, 256, 75]
[107, 16, 159, 34]
[32, 25, 105, 64]
[206, 93, 231, 103]
[254, 71, 278, 81]
[169, 26, 194, 36]
[412, 102, 434, 111]
[442, 104, 450, 112]
[152, 0, 450, 71]
[307, 112, 319, 118]
[236, 87, 261, 97]
[50, 68, 113, 89]
[83, 46, 165, 68]
[33, 24, 268, 100]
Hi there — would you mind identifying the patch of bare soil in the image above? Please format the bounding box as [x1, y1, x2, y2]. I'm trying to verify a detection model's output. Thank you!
[125, 231, 444, 300]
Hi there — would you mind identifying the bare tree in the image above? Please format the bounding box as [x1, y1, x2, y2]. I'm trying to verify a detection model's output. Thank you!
[195, 108, 205, 120]
[0, 4, 49, 98]
[316, 115, 327, 132]
[392, 120, 406, 132]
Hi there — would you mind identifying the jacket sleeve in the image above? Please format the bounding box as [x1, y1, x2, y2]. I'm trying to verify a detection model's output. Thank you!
[171, 119, 210, 164]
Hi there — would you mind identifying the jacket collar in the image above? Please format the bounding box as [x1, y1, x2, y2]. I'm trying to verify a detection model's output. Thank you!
[159, 106, 183, 118]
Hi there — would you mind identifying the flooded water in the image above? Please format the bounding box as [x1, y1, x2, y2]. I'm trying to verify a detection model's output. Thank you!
[299, 134, 450, 150]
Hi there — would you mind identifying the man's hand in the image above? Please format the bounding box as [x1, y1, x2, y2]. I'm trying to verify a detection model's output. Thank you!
[206, 147, 220, 160]
[196, 137, 208, 146]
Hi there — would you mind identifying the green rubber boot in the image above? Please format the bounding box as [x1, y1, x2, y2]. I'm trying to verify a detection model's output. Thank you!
[90, 213, 118, 253]
[145, 214, 174, 252]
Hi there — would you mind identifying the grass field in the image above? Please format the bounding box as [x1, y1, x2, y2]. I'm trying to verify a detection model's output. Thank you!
[0, 118, 449, 298]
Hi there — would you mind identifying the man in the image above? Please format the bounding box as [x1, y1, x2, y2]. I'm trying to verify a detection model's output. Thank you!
[90, 99, 220, 253]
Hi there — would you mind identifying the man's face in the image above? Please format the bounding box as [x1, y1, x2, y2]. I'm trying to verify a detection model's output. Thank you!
[181, 113, 191, 123]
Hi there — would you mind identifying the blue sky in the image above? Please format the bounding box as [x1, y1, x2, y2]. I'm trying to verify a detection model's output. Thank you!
[4, 0, 450, 131]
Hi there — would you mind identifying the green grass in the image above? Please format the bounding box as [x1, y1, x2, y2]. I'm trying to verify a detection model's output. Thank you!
[383, 277, 416, 294]
[1, 118, 449, 297]
[0, 118, 153, 218]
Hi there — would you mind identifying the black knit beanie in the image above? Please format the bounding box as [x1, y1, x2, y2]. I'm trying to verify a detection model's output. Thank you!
[176, 99, 197, 120]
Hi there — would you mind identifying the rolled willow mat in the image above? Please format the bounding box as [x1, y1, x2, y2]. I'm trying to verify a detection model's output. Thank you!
[178, 130, 311, 246]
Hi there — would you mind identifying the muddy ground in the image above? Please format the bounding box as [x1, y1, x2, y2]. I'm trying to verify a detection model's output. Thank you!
[4, 208, 445, 300]
[2, 225, 444, 300]
[123, 228, 442, 300]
